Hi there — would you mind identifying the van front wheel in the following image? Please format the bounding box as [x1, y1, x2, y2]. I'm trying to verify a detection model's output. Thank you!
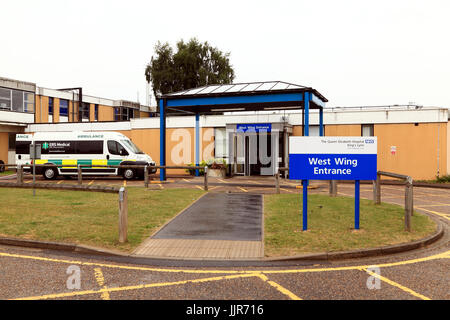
[122, 168, 135, 180]
[43, 167, 58, 180]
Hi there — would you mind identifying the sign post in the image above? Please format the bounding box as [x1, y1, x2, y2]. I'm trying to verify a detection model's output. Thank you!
[289, 137, 377, 230]
[29, 143, 41, 197]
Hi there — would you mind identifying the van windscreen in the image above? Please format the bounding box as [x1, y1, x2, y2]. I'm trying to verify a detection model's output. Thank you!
[121, 140, 144, 154]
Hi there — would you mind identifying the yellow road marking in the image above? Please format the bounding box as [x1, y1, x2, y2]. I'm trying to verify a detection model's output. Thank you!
[0, 250, 448, 275]
[182, 178, 190, 183]
[255, 274, 302, 300]
[57, 180, 63, 185]
[195, 185, 204, 190]
[360, 268, 431, 300]
[93, 268, 110, 300]
[281, 188, 294, 193]
[416, 204, 450, 207]
[159, 184, 164, 189]
[218, 179, 228, 184]
[88, 180, 94, 186]
[415, 207, 450, 221]
[123, 180, 127, 187]
[238, 187, 248, 192]
[12, 273, 258, 300]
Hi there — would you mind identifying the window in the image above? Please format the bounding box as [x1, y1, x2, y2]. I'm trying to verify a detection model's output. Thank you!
[60, 99, 68, 116]
[114, 107, 120, 121]
[94, 104, 98, 121]
[362, 124, 374, 136]
[0, 88, 34, 113]
[121, 139, 144, 154]
[48, 97, 53, 115]
[77, 141, 103, 154]
[214, 128, 227, 159]
[16, 141, 31, 154]
[37, 140, 77, 154]
[0, 88, 11, 110]
[11, 90, 23, 112]
[308, 125, 321, 136]
[24, 92, 34, 113]
[107, 140, 128, 156]
[79, 102, 90, 121]
[8, 133, 16, 151]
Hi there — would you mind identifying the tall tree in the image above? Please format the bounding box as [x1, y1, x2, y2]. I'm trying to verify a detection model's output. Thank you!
[145, 38, 235, 98]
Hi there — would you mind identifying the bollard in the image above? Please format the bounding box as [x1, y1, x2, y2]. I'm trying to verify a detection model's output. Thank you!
[17, 165, 23, 184]
[144, 165, 149, 188]
[329, 180, 337, 197]
[77, 165, 82, 185]
[404, 177, 413, 231]
[275, 172, 280, 194]
[374, 173, 381, 205]
[118, 187, 128, 243]
[204, 166, 208, 191]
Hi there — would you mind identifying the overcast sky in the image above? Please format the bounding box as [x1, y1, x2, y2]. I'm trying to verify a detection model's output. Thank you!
[1, 0, 449, 108]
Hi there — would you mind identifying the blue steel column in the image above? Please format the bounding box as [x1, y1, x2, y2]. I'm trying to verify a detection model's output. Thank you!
[319, 107, 324, 136]
[304, 92, 310, 136]
[195, 113, 200, 177]
[302, 92, 310, 231]
[159, 99, 166, 181]
[355, 180, 360, 229]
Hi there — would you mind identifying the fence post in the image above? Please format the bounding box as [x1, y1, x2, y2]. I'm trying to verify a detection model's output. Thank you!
[375, 173, 381, 205]
[405, 177, 413, 232]
[17, 164, 23, 184]
[144, 165, 149, 188]
[204, 166, 208, 191]
[329, 180, 337, 197]
[77, 165, 82, 185]
[118, 187, 128, 243]
[275, 172, 280, 194]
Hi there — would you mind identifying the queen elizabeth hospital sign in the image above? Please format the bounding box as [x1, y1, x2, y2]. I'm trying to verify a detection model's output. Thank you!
[289, 137, 377, 181]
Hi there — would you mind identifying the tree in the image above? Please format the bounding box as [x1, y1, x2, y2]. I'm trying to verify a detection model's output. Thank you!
[145, 38, 235, 98]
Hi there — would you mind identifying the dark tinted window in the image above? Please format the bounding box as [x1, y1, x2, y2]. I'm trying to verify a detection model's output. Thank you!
[117, 142, 128, 155]
[107, 140, 128, 156]
[108, 140, 118, 155]
[37, 141, 76, 154]
[77, 141, 103, 154]
[16, 141, 31, 154]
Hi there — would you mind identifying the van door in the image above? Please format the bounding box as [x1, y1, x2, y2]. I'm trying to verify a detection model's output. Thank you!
[107, 140, 128, 174]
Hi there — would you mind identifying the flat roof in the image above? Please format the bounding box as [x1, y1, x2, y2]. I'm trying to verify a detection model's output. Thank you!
[162, 81, 328, 103]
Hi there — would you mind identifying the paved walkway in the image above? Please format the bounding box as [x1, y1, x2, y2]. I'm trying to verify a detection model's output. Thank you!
[133, 193, 264, 260]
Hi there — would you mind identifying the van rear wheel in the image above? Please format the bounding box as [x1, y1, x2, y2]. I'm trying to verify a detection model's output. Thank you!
[123, 168, 135, 180]
[43, 167, 58, 180]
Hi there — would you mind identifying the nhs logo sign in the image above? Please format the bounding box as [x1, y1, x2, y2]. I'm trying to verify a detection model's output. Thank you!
[289, 137, 377, 180]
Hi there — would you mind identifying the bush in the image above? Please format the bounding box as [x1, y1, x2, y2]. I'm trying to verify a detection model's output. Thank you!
[436, 175, 450, 183]
[185, 158, 227, 175]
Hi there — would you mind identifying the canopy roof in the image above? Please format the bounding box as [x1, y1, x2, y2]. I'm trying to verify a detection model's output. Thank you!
[159, 81, 327, 114]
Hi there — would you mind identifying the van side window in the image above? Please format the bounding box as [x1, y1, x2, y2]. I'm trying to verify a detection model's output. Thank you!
[117, 142, 128, 156]
[107, 140, 118, 155]
[108, 141, 128, 156]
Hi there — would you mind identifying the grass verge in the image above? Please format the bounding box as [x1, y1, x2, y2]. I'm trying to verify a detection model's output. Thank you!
[0, 171, 14, 176]
[0, 187, 204, 252]
[264, 193, 437, 257]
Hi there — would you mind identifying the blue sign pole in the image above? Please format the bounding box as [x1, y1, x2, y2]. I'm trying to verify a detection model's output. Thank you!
[355, 180, 360, 230]
[302, 179, 308, 231]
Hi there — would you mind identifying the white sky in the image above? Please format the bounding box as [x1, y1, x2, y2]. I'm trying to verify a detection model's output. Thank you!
[1, 0, 449, 108]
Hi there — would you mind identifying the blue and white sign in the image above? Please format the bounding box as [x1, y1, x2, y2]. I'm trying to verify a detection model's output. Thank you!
[289, 137, 377, 180]
[236, 123, 271, 133]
